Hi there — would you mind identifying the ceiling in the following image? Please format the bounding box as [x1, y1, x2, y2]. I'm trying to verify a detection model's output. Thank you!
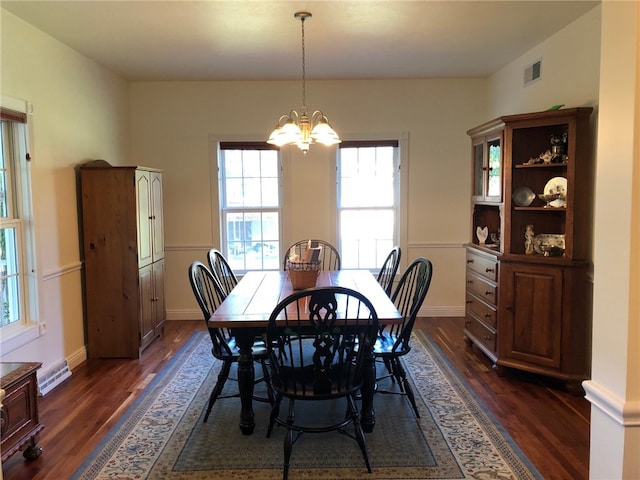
[2, 1, 599, 81]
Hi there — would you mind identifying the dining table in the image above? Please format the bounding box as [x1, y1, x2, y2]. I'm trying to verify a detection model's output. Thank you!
[209, 269, 402, 435]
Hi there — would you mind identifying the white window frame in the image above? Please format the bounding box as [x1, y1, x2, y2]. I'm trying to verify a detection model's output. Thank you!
[216, 141, 283, 273]
[0, 95, 40, 354]
[336, 135, 406, 272]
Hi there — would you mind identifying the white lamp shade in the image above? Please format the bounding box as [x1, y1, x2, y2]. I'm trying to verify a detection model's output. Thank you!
[311, 121, 341, 145]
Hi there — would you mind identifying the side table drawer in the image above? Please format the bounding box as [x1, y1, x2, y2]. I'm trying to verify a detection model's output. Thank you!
[466, 292, 497, 329]
[465, 316, 497, 354]
[466, 270, 498, 306]
[466, 251, 498, 281]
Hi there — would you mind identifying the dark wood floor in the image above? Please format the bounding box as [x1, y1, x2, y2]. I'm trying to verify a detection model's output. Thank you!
[2, 317, 590, 480]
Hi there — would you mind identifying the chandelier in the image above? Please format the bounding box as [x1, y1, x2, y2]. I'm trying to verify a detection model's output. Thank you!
[267, 11, 341, 154]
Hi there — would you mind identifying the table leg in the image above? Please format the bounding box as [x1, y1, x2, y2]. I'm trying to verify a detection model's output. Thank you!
[360, 344, 376, 433]
[234, 330, 256, 435]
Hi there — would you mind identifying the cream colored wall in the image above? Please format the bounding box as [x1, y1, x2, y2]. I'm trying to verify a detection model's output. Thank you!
[583, 2, 640, 478]
[129, 78, 488, 319]
[0, 12, 130, 373]
[487, 5, 601, 118]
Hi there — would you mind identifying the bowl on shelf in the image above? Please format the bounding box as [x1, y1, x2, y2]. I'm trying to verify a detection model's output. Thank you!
[513, 186, 535, 207]
[534, 234, 565, 256]
[537, 193, 563, 208]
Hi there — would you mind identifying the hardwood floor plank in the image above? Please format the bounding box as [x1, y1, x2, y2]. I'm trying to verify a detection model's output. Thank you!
[2, 318, 590, 480]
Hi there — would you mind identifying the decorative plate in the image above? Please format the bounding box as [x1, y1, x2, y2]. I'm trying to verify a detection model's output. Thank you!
[543, 177, 567, 207]
[512, 186, 535, 207]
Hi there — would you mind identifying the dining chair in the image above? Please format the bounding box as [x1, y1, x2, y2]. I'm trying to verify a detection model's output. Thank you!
[188, 260, 272, 422]
[265, 286, 379, 480]
[282, 239, 341, 271]
[207, 248, 238, 296]
[376, 246, 401, 297]
[374, 257, 433, 418]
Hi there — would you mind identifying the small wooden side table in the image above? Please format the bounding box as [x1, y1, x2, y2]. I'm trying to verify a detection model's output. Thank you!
[0, 362, 44, 462]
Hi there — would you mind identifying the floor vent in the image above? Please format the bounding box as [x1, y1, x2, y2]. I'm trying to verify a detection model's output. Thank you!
[524, 59, 542, 86]
[38, 360, 72, 395]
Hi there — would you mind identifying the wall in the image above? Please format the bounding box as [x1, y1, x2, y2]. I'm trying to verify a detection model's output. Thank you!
[583, 2, 640, 478]
[129, 78, 487, 320]
[487, 6, 601, 118]
[0, 11, 130, 375]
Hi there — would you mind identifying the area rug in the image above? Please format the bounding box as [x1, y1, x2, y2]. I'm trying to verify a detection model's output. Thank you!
[70, 329, 542, 479]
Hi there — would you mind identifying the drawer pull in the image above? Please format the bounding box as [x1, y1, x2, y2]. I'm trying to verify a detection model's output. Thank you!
[484, 313, 491, 318]
[467, 280, 473, 285]
[485, 267, 494, 273]
[466, 300, 472, 304]
[467, 259, 474, 264]
[485, 291, 493, 296]
[484, 335, 492, 341]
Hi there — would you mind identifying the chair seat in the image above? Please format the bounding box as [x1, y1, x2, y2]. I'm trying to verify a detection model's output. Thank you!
[273, 363, 361, 399]
[372, 333, 411, 356]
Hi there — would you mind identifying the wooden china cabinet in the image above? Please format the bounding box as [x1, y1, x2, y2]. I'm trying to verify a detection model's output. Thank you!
[464, 108, 594, 393]
[79, 162, 166, 358]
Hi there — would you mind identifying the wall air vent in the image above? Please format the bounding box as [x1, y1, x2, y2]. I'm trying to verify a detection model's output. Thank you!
[524, 59, 542, 86]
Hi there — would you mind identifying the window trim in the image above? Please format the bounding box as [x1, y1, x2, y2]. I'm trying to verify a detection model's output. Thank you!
[213, 138, 284, 273]
[334, 132, 408, 271]
[0, 95, 41, 355]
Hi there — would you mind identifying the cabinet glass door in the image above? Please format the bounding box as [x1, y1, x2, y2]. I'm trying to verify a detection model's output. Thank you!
[486, 139, 501, 199]
[472, 143, 484, 198]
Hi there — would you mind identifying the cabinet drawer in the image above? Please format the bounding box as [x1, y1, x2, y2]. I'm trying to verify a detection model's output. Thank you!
[465, 292, 497, 329]
[466, 251, 498, 281]
[465, 316, 497, 354]
[466, 270, 498, 306]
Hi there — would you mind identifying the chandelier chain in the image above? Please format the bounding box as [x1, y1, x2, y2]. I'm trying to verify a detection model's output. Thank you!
[300, 16, 306, 108]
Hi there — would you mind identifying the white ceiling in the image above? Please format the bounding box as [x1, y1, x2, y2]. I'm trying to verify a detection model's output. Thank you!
[2, 0, 599, 81]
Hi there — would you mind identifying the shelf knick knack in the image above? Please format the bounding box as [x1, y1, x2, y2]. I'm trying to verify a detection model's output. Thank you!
[525, 224, 535, 255]
[476, 226, 489, 245]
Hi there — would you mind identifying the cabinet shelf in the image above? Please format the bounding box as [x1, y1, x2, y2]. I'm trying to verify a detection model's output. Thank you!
[514, 162, 568, 169]
[512, 206, 566, 212]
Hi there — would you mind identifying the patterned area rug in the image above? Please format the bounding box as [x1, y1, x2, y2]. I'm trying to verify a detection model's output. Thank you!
[71, 330, 542, 479]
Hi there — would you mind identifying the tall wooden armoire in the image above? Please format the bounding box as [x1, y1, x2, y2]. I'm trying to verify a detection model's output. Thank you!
[79, 162, 165, 358]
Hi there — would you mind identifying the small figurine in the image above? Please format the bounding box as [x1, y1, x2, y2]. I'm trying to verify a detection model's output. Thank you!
[525, 225, 535, 255]
[525, 149, 552, 165]
[476, 226, 488, 245]
[550, 133, 568, 163]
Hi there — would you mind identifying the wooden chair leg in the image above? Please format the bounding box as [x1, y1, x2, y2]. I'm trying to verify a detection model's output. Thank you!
[394, 358, 420, 418]
[348, 395, 372, 473]
[282, 399, 295, 480]
[204, 360, 232, 422]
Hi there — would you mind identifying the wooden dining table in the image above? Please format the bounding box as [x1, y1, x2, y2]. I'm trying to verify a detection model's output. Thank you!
[209, 269, 402, 435]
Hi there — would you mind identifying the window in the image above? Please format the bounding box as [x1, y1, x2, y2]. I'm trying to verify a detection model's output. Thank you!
[218, 142, 281, 272]
[0, 105, 38, 344]
[338, 140, 400, 270]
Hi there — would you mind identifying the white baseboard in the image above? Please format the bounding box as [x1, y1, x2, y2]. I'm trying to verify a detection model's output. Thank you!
[583, 380, 640, 426]
[67, 345, 87, 371]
